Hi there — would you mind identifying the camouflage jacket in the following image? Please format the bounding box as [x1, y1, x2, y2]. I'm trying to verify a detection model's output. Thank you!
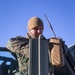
[6, 36, 29, 75]
[6, 35, 69, 75]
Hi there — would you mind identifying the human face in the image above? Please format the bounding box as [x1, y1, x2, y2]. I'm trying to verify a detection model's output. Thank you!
[30, 26, 43, 38]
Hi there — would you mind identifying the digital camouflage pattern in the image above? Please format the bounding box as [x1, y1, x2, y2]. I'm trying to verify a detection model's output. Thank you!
[6, 36, 29, 75]
[6, 17, 44, 75]
[6, 35, 72, 75]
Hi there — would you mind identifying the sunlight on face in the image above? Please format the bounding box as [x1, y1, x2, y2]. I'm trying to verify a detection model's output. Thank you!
[30, 26, 43, 37]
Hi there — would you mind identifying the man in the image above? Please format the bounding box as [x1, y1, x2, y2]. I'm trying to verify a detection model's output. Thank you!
[6, 17, 44, 75]
[6, 16, 65, 75]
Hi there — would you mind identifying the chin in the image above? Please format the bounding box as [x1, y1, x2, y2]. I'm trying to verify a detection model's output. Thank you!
[35, 34, 41, 38]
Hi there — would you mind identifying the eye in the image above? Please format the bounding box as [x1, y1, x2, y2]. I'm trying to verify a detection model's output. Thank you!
[38, 27, 43, 30]
[40, 28, 42, 30]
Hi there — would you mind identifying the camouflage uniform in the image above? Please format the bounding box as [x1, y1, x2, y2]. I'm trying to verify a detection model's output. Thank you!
[6, 17, 44, 75]
[6, 36, 29, 75]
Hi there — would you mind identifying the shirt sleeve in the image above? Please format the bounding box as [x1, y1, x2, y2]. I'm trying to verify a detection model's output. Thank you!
[6, 38, 20, 53]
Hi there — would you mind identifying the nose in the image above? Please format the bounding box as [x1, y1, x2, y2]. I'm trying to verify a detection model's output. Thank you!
[37, 29, 42, 34]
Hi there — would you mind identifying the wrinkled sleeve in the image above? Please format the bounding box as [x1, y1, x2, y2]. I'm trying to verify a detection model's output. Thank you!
[6, 38, 21, 53]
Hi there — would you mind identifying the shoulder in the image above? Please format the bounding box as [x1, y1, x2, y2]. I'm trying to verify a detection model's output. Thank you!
[7, 36, 29, 45]
[10, 36, 29, 42]
[6, 36, 29, 52]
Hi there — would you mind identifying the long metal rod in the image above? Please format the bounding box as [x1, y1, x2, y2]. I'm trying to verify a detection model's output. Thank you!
[38, 35, 48, 75]
[0, 47, 10, 52]
[44, 14, 57, 38]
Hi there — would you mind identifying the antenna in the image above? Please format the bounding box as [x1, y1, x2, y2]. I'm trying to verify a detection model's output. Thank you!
[44, 14, 57, 38]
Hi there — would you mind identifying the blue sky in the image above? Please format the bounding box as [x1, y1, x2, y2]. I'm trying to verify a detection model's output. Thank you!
[0, 0, 75, 58]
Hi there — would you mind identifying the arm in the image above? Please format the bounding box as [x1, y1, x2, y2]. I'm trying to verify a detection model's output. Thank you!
[6, 38, 20, 53]
[6, 36, 29, 54]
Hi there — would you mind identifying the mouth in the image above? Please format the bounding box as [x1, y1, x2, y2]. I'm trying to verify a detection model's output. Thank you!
[35, 33, 41, 37]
